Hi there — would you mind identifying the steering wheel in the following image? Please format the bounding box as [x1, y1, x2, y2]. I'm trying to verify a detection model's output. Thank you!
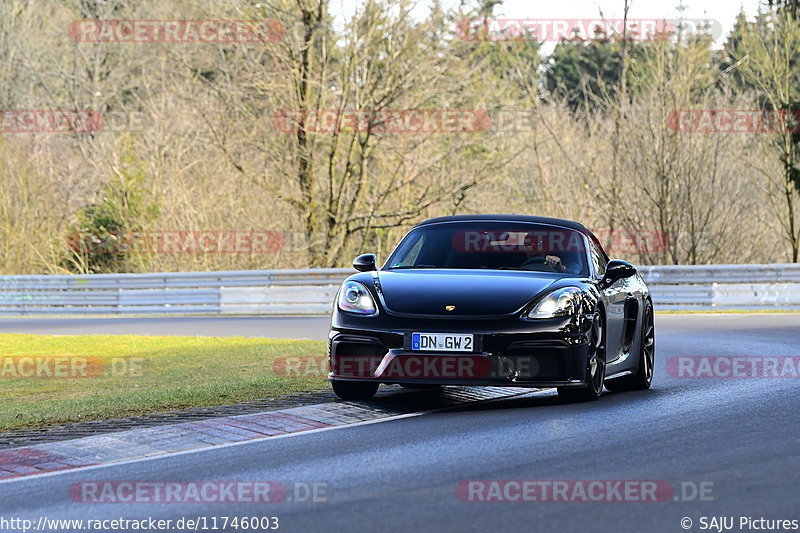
[520, 262, 559, 273]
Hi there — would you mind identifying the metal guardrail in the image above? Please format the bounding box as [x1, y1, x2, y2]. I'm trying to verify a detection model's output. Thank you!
[0, 264, 799, 315]
[0, 269, 352, 315]
[638, 264, 800, 309]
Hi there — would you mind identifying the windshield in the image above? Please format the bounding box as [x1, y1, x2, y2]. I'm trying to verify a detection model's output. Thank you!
[385, 222, 590, 275]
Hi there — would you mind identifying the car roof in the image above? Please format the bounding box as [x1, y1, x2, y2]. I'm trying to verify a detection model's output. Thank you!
[415, 214, 592, 235]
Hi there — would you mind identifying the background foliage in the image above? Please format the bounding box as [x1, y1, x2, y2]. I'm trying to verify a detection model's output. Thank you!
[0, 0, 798, 273]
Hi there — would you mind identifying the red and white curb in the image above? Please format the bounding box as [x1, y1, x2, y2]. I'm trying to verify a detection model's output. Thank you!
[0, 387, 534, 481]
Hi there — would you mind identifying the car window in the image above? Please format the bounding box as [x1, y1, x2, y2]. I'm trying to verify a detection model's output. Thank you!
[397, 234, 425, 266]
[589, 239, 607, 277]
[385, 222, 590, 276]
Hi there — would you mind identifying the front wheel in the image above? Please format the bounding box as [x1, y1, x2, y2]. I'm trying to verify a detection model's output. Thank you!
[558, 312, 605, 402]
[332, 380, 379, 400]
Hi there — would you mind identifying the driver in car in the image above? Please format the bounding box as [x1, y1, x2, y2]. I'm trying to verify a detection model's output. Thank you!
[520, 231, 581, 273]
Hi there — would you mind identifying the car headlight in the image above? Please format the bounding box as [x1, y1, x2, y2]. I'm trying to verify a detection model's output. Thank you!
[338, 281, 377, 315]
[527, 287, 582, 319]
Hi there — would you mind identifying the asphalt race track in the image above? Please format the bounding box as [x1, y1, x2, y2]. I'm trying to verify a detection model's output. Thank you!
[1, 313, 799, 533]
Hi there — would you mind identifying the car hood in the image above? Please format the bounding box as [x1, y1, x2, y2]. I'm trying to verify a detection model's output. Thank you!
[376, 269, 560, 317]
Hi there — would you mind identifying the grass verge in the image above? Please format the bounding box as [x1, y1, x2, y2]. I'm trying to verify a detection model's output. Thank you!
[0, 334, 327, 431]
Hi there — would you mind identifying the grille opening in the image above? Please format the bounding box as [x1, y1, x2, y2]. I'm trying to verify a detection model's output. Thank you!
[622, 300, 639, 352]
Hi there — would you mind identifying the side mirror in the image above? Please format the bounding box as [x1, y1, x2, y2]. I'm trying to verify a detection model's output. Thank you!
[353, 253, 377, 272]
[600, 259, 637, 288]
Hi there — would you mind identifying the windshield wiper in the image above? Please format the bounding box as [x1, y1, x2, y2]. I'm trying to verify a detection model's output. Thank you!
[387, 264, 438, 269]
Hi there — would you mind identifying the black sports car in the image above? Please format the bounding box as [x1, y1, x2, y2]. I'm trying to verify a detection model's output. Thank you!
[328, 215, 655, 402]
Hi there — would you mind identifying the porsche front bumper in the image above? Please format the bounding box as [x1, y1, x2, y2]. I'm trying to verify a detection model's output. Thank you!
[328, 311, 593, 388]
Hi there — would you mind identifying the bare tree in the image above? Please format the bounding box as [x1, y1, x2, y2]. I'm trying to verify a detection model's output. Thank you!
[728, 9, 800, 261]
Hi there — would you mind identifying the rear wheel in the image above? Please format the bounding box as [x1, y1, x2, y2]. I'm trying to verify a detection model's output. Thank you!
[606, 300, 655, 391]
[558, 312, 605, 402]
[331, 380, 379, 400]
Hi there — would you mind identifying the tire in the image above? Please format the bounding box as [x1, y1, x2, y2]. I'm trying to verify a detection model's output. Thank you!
[558, 311, 606, 402]
[606, 300, 655, 392]
[331, 380, 379, 400]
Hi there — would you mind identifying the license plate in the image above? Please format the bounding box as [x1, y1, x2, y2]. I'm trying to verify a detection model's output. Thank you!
[411, 333, 474, 352]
